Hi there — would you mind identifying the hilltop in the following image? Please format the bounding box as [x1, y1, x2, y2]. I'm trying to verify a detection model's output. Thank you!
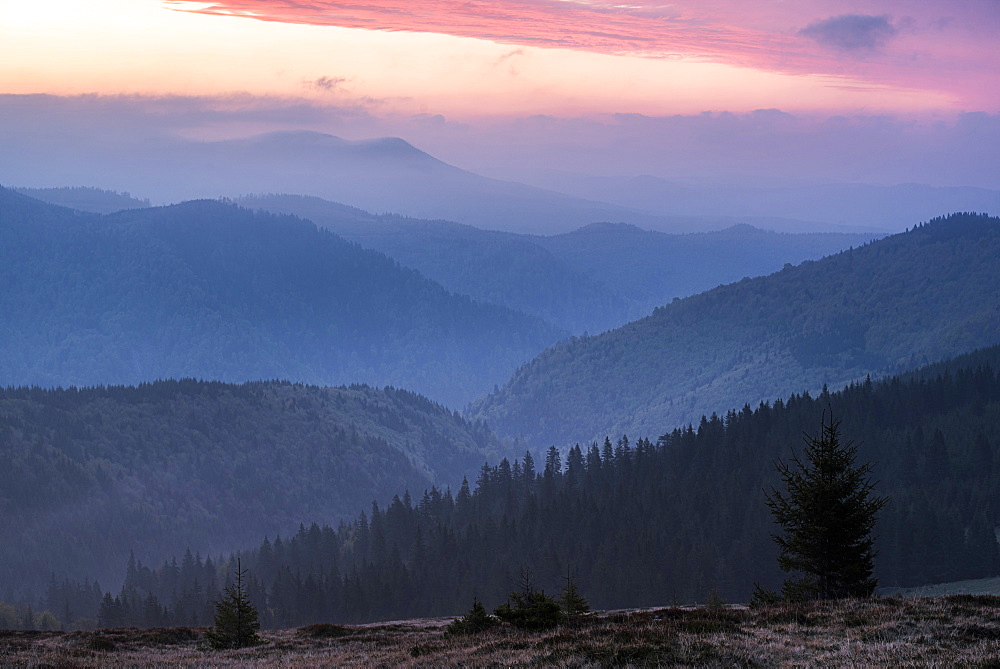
[472, 212, 1000, 446]
[0, 379, 499, 595]
[238, 193, 876, 334]
[0, 187, 562, 406]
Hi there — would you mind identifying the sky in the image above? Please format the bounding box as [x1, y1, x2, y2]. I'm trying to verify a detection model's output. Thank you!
[1, 0, 998, 189]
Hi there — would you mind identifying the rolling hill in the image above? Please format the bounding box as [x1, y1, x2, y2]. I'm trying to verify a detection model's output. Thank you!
[0, 187, 563, 407]
[8, 187, 886, 336]
[5, 130, 718, 235]
[471, 212, 1000, 447]
[13, 186, 150, 214]
[533, 222, 881, 318]
[89, 344, 1000, 626]
[0, 379, 500, 596]
[236, 194, 636, 334]
[238, 194, 876, 334]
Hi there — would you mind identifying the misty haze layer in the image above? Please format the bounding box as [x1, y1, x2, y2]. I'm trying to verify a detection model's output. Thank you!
[3, 96, 999, 234]
[0, 188, 562, 407]
[239, 193, 881, 334]
[473, 213, 1000, 447]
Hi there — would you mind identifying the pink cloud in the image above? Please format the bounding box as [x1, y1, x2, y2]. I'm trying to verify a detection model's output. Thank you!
[164, 1, 1000, 110]
[165, 1, 808, 66]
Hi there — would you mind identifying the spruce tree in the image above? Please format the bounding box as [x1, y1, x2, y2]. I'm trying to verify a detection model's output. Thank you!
[765, 413, 888, 600]
[560, 570, 589, 617]
[444, 597, 498, 636]
[206, 559, 262, 649]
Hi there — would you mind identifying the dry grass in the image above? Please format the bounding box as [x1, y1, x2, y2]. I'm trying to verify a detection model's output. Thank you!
[3, 596, 1000, 667]
[883, 576, 1000, 599]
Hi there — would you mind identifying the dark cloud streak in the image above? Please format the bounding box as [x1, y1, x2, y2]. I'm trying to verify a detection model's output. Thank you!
[799, 14, 897, 51]
[307, 76, 348, 92]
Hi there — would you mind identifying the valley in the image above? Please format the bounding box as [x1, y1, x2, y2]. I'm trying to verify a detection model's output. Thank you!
[0, 188, 561, 408]
[2, 179, 1000, 637]
[473, 213, 1000, 447]
[3, 6, 1000, 655]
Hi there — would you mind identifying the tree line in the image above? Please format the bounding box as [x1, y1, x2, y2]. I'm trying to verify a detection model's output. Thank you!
[7, 345, 1000, 630]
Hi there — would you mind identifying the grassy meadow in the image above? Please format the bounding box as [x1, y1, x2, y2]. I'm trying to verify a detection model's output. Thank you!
[3, 595, 1000, 666]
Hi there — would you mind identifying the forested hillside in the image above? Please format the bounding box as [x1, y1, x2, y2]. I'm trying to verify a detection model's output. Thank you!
[13, 186, 150, 214]
[0, 188, 563, 406]
[240, 194, 874, 334]
[472, 213, 1000, 446]
[534, 222, 880, 317]
[238, 194, 633, 334]
[54, 344, 1000, 629]
[0, 379, 499, 596]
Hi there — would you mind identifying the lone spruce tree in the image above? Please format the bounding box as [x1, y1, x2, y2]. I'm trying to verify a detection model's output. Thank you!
[560, 569, 590, 617]
[765, 412, 887, 601]
[206, 558, 262, 649]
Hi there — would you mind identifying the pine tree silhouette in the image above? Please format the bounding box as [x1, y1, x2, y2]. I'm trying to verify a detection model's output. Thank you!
[560, 569, 590, 617]
[765, 412, 888, 600]
[206, 558, 262, 649]
[445, 597, 498, 636]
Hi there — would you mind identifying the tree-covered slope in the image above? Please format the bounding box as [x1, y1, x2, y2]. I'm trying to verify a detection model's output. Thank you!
[14, 186, 150, 214]
[535, 222, 880, 317]
[0, 188, 563, 406]
[237, 194, 633, 334]
[471, 213, 1000, 447]
[0, 379, 499, 596]
[89, 344, 1000, 627]
[239, 194, 874, 335]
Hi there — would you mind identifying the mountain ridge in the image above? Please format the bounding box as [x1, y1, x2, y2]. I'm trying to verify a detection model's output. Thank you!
[0, 188, 563, 407]
[470, 212, 1000, 447]
[237, 193, 879, 334]
[5, 130, 849, 235]
[477, 167, 1000, 232]
[94, 342, 1000, 627]
[0, 378, 500, 595]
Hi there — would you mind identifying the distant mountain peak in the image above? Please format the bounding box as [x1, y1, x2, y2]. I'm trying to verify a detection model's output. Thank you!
[215, 130, 442, 164]
[360, 136, 417, 151]
[719, 223, 764, 234]
[223, 129, 348, 147]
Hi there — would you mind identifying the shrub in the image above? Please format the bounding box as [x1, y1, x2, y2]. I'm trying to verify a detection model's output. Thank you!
[299, 623, 351, 639]
[494, 590, 565, 632]
[560, 572, 590, 617]
[445, 598, 499, 636]
[706, 588, 726, 612]
[749, 583, 781, 609]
